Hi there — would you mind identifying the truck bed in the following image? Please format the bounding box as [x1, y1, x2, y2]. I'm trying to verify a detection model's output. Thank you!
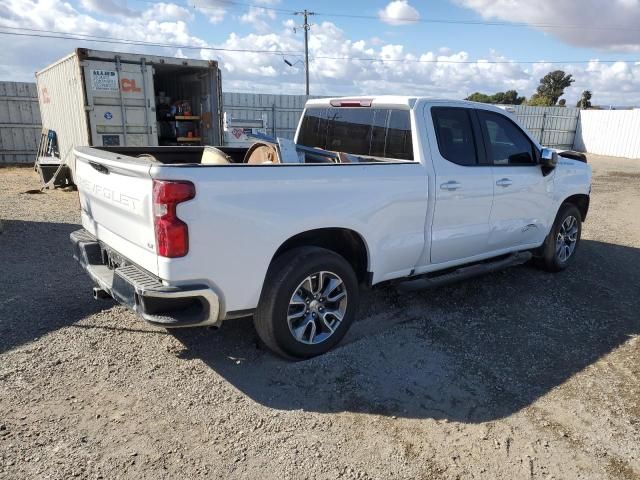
[95, 146, 250, 164]
[73, 143, 428, 316]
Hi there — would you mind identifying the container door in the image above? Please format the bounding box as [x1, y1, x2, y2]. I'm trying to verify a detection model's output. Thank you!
[82, 59, 157, 147]
[200, 67, 223, 146]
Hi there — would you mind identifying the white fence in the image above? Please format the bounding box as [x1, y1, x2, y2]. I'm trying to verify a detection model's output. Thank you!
[0, 82, 41, 164]
[574, 110, 640, 159]
[1, 83, 637, 162]
[222, 96, 581, 149]
[222, 92, 326, 139]
[510, 105, 580, 150]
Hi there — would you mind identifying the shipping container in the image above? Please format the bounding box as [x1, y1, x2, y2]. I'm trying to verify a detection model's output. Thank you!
[35, 48, 223, 183]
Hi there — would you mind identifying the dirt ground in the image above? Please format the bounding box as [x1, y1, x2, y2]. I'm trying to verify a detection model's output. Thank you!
[1, 154, 639, 480]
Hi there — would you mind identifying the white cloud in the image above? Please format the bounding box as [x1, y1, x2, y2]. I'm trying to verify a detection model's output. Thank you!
[378, 1, 420, 26]
[142, 3, 194, 23]
[240, 6, 277, 33]
[78, 0, 133, 16]
[1, 0, 639, 106]
[0, 0, 207, 74]
[455, 0, 640, 51]
[186, 0, 226, 24]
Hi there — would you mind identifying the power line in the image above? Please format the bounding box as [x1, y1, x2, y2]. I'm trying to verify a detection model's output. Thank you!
[188, 0, 293, 14]
[133, 0, 294, 15]
[0, 27, 303, 56]
[310, 55, 631, 65]
[311, 11, 636, 31]
[0, 27, 635, 66]
[135, 0, 638, 31]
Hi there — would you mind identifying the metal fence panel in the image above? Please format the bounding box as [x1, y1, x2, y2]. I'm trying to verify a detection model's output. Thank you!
[222, 92, 326, 139]
[222, 95, 582, 148]
[511, 105, 580, 149]
[0, 82, 41, 164]
[9, 86, 634, 163]
[574, 110, 640, 159]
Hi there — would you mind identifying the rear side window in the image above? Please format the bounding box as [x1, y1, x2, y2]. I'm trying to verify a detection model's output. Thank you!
[386, 110, 413, 160]
[298, 108, 413, 160]
[431, 107, 478, 166]
[477, 110, 536, 166]
[297, 108, 327, 149]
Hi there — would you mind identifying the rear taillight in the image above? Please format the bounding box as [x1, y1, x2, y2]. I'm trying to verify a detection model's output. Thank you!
[152, 180, 195, 258]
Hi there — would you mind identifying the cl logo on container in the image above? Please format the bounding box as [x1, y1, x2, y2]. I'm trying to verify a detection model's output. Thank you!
[120, 78, 142, 93]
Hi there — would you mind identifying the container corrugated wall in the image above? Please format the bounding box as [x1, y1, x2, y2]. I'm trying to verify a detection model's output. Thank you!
[574, 110, 640, 159]
[0, 82, 41, 164]
[35, 53, 90, 170]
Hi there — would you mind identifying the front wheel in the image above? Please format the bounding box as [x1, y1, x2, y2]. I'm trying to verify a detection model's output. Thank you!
[536, 203, 582, 272]
[254, 247, 359, 359]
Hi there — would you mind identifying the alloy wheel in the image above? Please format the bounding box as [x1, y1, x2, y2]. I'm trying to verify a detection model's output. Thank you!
[556, 215, 579, 262]
[286, 271, 348, 345]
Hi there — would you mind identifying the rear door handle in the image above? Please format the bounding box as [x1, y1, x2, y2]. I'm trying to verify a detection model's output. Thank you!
[496, 178, 513, 187]
[440, 181, 461, 191]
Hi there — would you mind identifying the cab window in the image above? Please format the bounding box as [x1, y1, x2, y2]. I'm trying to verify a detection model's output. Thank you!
[477, 110, 536, 166]
[431, 107, 478, 166]
[298, 107, 414, 161]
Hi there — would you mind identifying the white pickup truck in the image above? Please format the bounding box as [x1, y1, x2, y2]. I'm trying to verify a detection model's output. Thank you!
[71, 96, 592, 358]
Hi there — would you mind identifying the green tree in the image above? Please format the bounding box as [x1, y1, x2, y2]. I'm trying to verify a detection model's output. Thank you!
[576, 90, 592, 109]
[527, 94, 553, 106]
[466, 92, 493, 103]
[501, 90, 526, 105]
[535, 70, 574, 105]
[465, 90, 525, 105]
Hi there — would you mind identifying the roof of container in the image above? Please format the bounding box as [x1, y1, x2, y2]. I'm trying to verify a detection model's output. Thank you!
[37, 49, 218, 75]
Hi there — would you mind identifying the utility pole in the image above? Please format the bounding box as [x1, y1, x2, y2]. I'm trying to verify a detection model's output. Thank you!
[294, 9, 314, 96]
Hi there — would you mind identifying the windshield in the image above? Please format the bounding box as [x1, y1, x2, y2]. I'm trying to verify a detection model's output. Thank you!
[297, 107, 414, 161]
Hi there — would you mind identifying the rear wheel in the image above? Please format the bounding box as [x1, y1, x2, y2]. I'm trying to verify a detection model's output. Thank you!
[254, 247, 359, 359]
[536, 203, 582, 272]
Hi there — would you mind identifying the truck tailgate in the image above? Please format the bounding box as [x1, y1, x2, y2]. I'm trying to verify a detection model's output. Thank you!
[74, 148, 159, 276]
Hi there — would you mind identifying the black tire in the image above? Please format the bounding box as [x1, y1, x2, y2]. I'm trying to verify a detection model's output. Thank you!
[536, 203, 582, 272]
[254, 246, 359, 359]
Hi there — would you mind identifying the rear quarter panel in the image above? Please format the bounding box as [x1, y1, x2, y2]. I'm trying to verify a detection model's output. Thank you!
[151, 162, 429, 315]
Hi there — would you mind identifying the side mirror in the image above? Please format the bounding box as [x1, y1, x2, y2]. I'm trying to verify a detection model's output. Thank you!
[540, 148, 558, 168]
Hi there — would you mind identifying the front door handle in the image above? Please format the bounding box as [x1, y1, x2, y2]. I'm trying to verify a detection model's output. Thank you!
[496, 178, 513, 187]
[440, 181, 461, 191]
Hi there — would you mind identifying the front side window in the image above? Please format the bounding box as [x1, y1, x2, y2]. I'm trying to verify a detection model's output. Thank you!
[297, 107, 413, 161]
[431, 107, 477, 166]
[477, 110, 536, 166]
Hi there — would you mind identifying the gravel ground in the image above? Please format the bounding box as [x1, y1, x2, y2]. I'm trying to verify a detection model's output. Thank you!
[1, 155, 639, 479]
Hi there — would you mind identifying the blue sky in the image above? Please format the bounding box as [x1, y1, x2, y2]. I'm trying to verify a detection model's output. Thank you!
[195, 0, 636, 63]
[1, 0, 640, 104]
